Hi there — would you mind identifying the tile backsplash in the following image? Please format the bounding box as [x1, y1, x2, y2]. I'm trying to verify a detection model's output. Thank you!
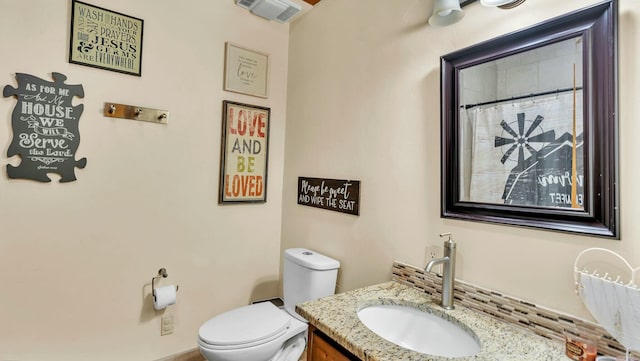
[392, 261, 638, 359]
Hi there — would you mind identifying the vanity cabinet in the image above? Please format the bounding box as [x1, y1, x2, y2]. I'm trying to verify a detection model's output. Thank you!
[307, 325, 360, 361]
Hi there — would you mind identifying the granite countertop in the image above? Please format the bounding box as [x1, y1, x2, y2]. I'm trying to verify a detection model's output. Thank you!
[296, 281, 567, 361]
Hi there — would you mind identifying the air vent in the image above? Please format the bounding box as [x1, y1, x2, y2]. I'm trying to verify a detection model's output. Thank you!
[236, 0, 259, 10]
[275, 5, 300, 23]
[236, 0, 301, 23]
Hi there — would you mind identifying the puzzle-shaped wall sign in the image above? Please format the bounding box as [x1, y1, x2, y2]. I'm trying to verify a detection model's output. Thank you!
[3, 72, 86, 182]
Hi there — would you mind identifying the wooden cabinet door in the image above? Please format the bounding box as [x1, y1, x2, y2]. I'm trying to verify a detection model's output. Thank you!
[308, 326, 359, 361]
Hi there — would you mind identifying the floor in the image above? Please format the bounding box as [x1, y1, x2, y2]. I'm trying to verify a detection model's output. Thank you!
[159, 348, 306, 361]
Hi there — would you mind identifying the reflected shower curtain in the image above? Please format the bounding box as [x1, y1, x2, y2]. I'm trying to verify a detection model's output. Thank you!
[463, 92, 584, 208]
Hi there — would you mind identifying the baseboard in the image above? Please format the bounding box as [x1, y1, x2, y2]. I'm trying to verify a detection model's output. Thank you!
[251, 297, 284, 308]
[154, 348, 204, 361]
[155, 347, 306, 361]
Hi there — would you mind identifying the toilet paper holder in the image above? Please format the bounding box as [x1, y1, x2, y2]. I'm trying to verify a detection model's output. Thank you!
[152, 268, 179, 301]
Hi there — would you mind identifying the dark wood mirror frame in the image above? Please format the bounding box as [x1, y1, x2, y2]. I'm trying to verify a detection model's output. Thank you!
[440, 0, 619, 238]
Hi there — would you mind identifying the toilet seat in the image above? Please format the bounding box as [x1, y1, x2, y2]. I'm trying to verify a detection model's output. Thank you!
[199, 302, 292, 349]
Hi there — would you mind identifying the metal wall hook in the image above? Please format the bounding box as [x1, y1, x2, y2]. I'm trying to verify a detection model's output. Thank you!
[103, 102, 169, 124]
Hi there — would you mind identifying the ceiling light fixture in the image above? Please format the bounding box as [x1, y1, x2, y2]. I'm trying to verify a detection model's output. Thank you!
[429, 0, 465, 27]
[480, 0, 526, 9]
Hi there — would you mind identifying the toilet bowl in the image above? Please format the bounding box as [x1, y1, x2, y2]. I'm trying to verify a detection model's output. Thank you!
[198, 248, 340, 361]
[198, 302, 307, 361]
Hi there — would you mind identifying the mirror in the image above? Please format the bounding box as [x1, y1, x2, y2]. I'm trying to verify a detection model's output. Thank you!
[441, 0, 618, 238]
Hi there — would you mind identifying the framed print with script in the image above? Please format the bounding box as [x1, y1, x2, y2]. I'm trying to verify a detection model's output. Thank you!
[69, 0, 143, 76]
[224, 43, 269, 98]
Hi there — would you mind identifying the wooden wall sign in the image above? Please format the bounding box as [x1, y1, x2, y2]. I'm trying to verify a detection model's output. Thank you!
[297, 177, 360, 215]
[2, 72, 87, 182]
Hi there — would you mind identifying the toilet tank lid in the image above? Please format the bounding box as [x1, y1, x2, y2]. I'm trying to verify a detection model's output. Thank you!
[285, 248, 340, 270]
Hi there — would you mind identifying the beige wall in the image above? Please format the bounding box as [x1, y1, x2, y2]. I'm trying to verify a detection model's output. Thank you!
[0, 1, 299, 360]
[283, 0, 639, 320]
[2, 0, 639, 359]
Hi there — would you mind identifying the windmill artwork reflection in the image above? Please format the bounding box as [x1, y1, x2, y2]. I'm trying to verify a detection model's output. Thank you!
[458, 37, 584, 210]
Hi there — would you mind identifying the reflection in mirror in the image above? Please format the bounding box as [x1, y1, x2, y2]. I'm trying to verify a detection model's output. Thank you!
[458, 37, 584, 210]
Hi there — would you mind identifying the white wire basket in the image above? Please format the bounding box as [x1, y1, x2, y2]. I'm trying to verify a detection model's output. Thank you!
[574, 248, 640, 361]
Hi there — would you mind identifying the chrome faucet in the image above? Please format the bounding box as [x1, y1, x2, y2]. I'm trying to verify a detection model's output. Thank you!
[425, 232, 457, 310]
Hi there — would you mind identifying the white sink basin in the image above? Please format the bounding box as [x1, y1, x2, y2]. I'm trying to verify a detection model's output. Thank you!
[357, 304, 480, 357]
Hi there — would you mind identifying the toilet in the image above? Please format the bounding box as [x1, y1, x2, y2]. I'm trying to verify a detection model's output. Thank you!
[198, 248, 340, 361]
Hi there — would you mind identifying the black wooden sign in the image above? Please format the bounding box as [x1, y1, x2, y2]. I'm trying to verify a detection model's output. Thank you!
[3, 72, 87, 182]
[297, 177, 360, 216]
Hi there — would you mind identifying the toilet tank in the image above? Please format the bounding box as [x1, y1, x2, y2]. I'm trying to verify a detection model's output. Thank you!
[283, 248, 340, 321]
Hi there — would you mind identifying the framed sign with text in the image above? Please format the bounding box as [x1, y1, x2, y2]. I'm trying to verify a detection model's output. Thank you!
[297, 177, 360, 216]
[219, 101, 270, 203]
[69, 0, 144, 76]
[224, 43, 269, 98]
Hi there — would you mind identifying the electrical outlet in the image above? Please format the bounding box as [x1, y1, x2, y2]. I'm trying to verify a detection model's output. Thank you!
[161, 315, 174, 336]
[425, 245, 444, 274]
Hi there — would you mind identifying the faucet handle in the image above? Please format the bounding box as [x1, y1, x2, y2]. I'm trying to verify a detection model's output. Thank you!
[439, 232, 456, 249]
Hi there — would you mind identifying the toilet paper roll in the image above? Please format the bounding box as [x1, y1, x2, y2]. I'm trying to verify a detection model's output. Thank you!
[153, 285, 177, 310]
